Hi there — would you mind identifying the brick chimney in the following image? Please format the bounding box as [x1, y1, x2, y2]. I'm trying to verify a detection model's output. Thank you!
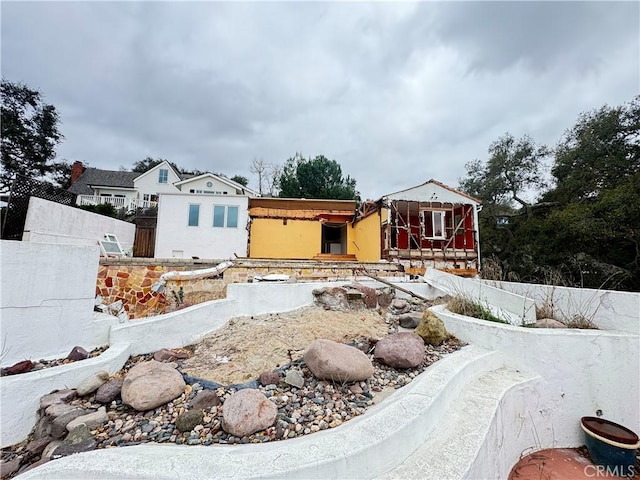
[70, 161, 84, 185]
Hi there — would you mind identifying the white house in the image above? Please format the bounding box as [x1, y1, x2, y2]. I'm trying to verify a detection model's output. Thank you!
[68, 161, 257, 212]
[154, 192, 250, 259]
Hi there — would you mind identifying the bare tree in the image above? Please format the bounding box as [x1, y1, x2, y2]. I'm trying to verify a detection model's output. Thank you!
[250, 157, 281, 196]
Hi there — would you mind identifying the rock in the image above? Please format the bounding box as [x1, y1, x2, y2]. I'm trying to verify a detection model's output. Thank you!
[1, 458, 21, 478]
[64, 423, 93, 445]
[415, 311, 449, 345]
[51, 409, 89, 439]
[312, 287, 349, 311]
[153, 348, 189, 362]
[222, 389, 278, 437]
[66, 346, 89, 361]
[175, 410, 204, 432]
[40, 389, 77, 409]
[66, 407, 108, 432]
[33, 416, 54, 440]
[376, 287, 394, 307]
[26, 436, 52, 455]
[3, 359, 33, 375]
[21, 457, 49, 473]
[391, 298, 411, 314]
[121, 360, 186, 411]
[42, 440, 64, 459]
[284, 370, 305, 388]
[190, 390, 221, 411]
[76, 370, 110, 396]
[45, 403, 79, 418]
[398, 313, 421, 329]
[535, 318, 567, 328]
[258, 371, 280, 386]
[95, 377, 124, 404]
[349, 384, 363, 395]
[347, 283, 377, 308]
[303, 339, 374, 382]
[374, 333, 425, 369]
[53, 439, 97, 457]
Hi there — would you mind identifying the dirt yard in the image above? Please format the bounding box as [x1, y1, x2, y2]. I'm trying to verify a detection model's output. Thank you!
[180, 306, 389, 385]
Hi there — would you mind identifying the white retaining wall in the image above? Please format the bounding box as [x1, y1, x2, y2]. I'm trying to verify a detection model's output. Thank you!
[432, 304, 640, 463]
[425, 268, 536, 325]
[0, 241, 105, 366]
[23, 197, 135, 255]
[480, 279, 640, 334]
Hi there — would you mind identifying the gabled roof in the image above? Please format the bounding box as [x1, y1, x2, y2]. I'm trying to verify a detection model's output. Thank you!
[67, 168, 138, 195]
[132, 160, 181, 184]
[175, 173, 259, 196]
[382, 179, 481, 205]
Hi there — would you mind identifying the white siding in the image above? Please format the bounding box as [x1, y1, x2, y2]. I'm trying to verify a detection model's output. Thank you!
[155, 193, 249, 259]
[177, 176, 236, 194]
[133, 162, 181, 200]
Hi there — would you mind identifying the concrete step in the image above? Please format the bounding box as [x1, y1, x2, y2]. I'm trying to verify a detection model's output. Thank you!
[376, 366, 539, 480]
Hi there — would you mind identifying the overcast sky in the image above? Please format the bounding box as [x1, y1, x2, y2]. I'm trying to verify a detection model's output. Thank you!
[2, 1, 638, 199]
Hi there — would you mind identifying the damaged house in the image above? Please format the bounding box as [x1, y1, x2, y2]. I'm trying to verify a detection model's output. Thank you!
[375, 180, 481, 276]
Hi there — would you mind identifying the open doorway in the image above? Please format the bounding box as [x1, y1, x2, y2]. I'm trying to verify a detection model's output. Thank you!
[321, 223, 347, 254]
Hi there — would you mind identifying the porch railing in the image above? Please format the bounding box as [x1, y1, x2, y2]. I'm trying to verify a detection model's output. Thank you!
[77, 195, 157, 211]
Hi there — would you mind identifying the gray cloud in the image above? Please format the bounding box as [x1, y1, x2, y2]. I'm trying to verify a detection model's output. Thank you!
[1, 1, 638, 199]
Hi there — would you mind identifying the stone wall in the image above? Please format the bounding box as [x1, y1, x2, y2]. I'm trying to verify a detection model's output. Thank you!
[97, 258, 405, 319]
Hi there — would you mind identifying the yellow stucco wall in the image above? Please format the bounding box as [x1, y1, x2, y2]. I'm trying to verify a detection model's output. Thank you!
[249, 218, 322, 259]
[349, 212, 382, 262]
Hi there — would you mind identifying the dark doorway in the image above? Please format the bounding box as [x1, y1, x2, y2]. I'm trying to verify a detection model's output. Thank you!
[321, 223, 346, 254]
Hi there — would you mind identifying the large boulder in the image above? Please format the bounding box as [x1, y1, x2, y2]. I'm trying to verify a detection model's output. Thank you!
[374, 333, 425, 369]
[222, 389, 277, 437]
[415, 311, 449, 345]
[303, 339, 374, 382]
[121, 360, 186, 411]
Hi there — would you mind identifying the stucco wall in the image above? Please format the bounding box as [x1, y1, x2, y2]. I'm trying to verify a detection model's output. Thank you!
[480, 279, 640, 334]
[155, 193, 249, 259]
[433, 304, 640, 457]
[0, 241, 103, 366]
[23, 197, 136, 254]
[249, 218, 322, 259]
[349, 212, 381, 262]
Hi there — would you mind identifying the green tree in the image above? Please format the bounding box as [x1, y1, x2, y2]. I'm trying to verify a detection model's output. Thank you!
[278, 153, 358, 200]
[549, 96, 639, 203]
[1, 80, 64, 189]
[230, 175, 249, 187]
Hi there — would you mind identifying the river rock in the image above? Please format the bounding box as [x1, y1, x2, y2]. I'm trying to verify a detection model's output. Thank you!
[175, 410, 204, 432]
[284, 370, 304, 388]
[66, 407, 108, 432]
[40, 389, 77, 409]
[398, 313, 421, 329]
[374, 332, 425, 368]
[95, 377, 124, 404]
[258, 371, 280, 386]
[415, 311, 449, 345]
[45, 403, 79, 418]
[535, 318, 567, 328]
[66, 346, 89, 361]
[26, 436, 52, 455]
[76, 370, 110, 396]
[222, 389, 278, 437]
[153, 348, 189, 362]
[190, 390, 221, 411]
[3, 360, 33, 375]
[53, 439, 97, 457]
[51, 409, 90, 439]
[121, 360, 186, 411]
[391, 298, 411, 314]
[303, 339, 374, 382]
[64, 423, 93, 445]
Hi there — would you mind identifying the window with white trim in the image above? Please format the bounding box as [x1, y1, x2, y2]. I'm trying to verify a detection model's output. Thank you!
[188, 204, 200, 226]
[158, 169, 168, 184]
[424, 211, 446, 239]
[212, 205, 239, 228]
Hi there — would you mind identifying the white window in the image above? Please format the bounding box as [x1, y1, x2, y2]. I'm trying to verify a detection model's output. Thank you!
[188, 204, 200, 226]
[213, 205, 239, 228]
[158, 169, 168, 184]
[424, 211, 446, 239]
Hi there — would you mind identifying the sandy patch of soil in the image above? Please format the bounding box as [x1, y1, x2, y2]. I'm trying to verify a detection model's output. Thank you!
[180, 306, 389, 385]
